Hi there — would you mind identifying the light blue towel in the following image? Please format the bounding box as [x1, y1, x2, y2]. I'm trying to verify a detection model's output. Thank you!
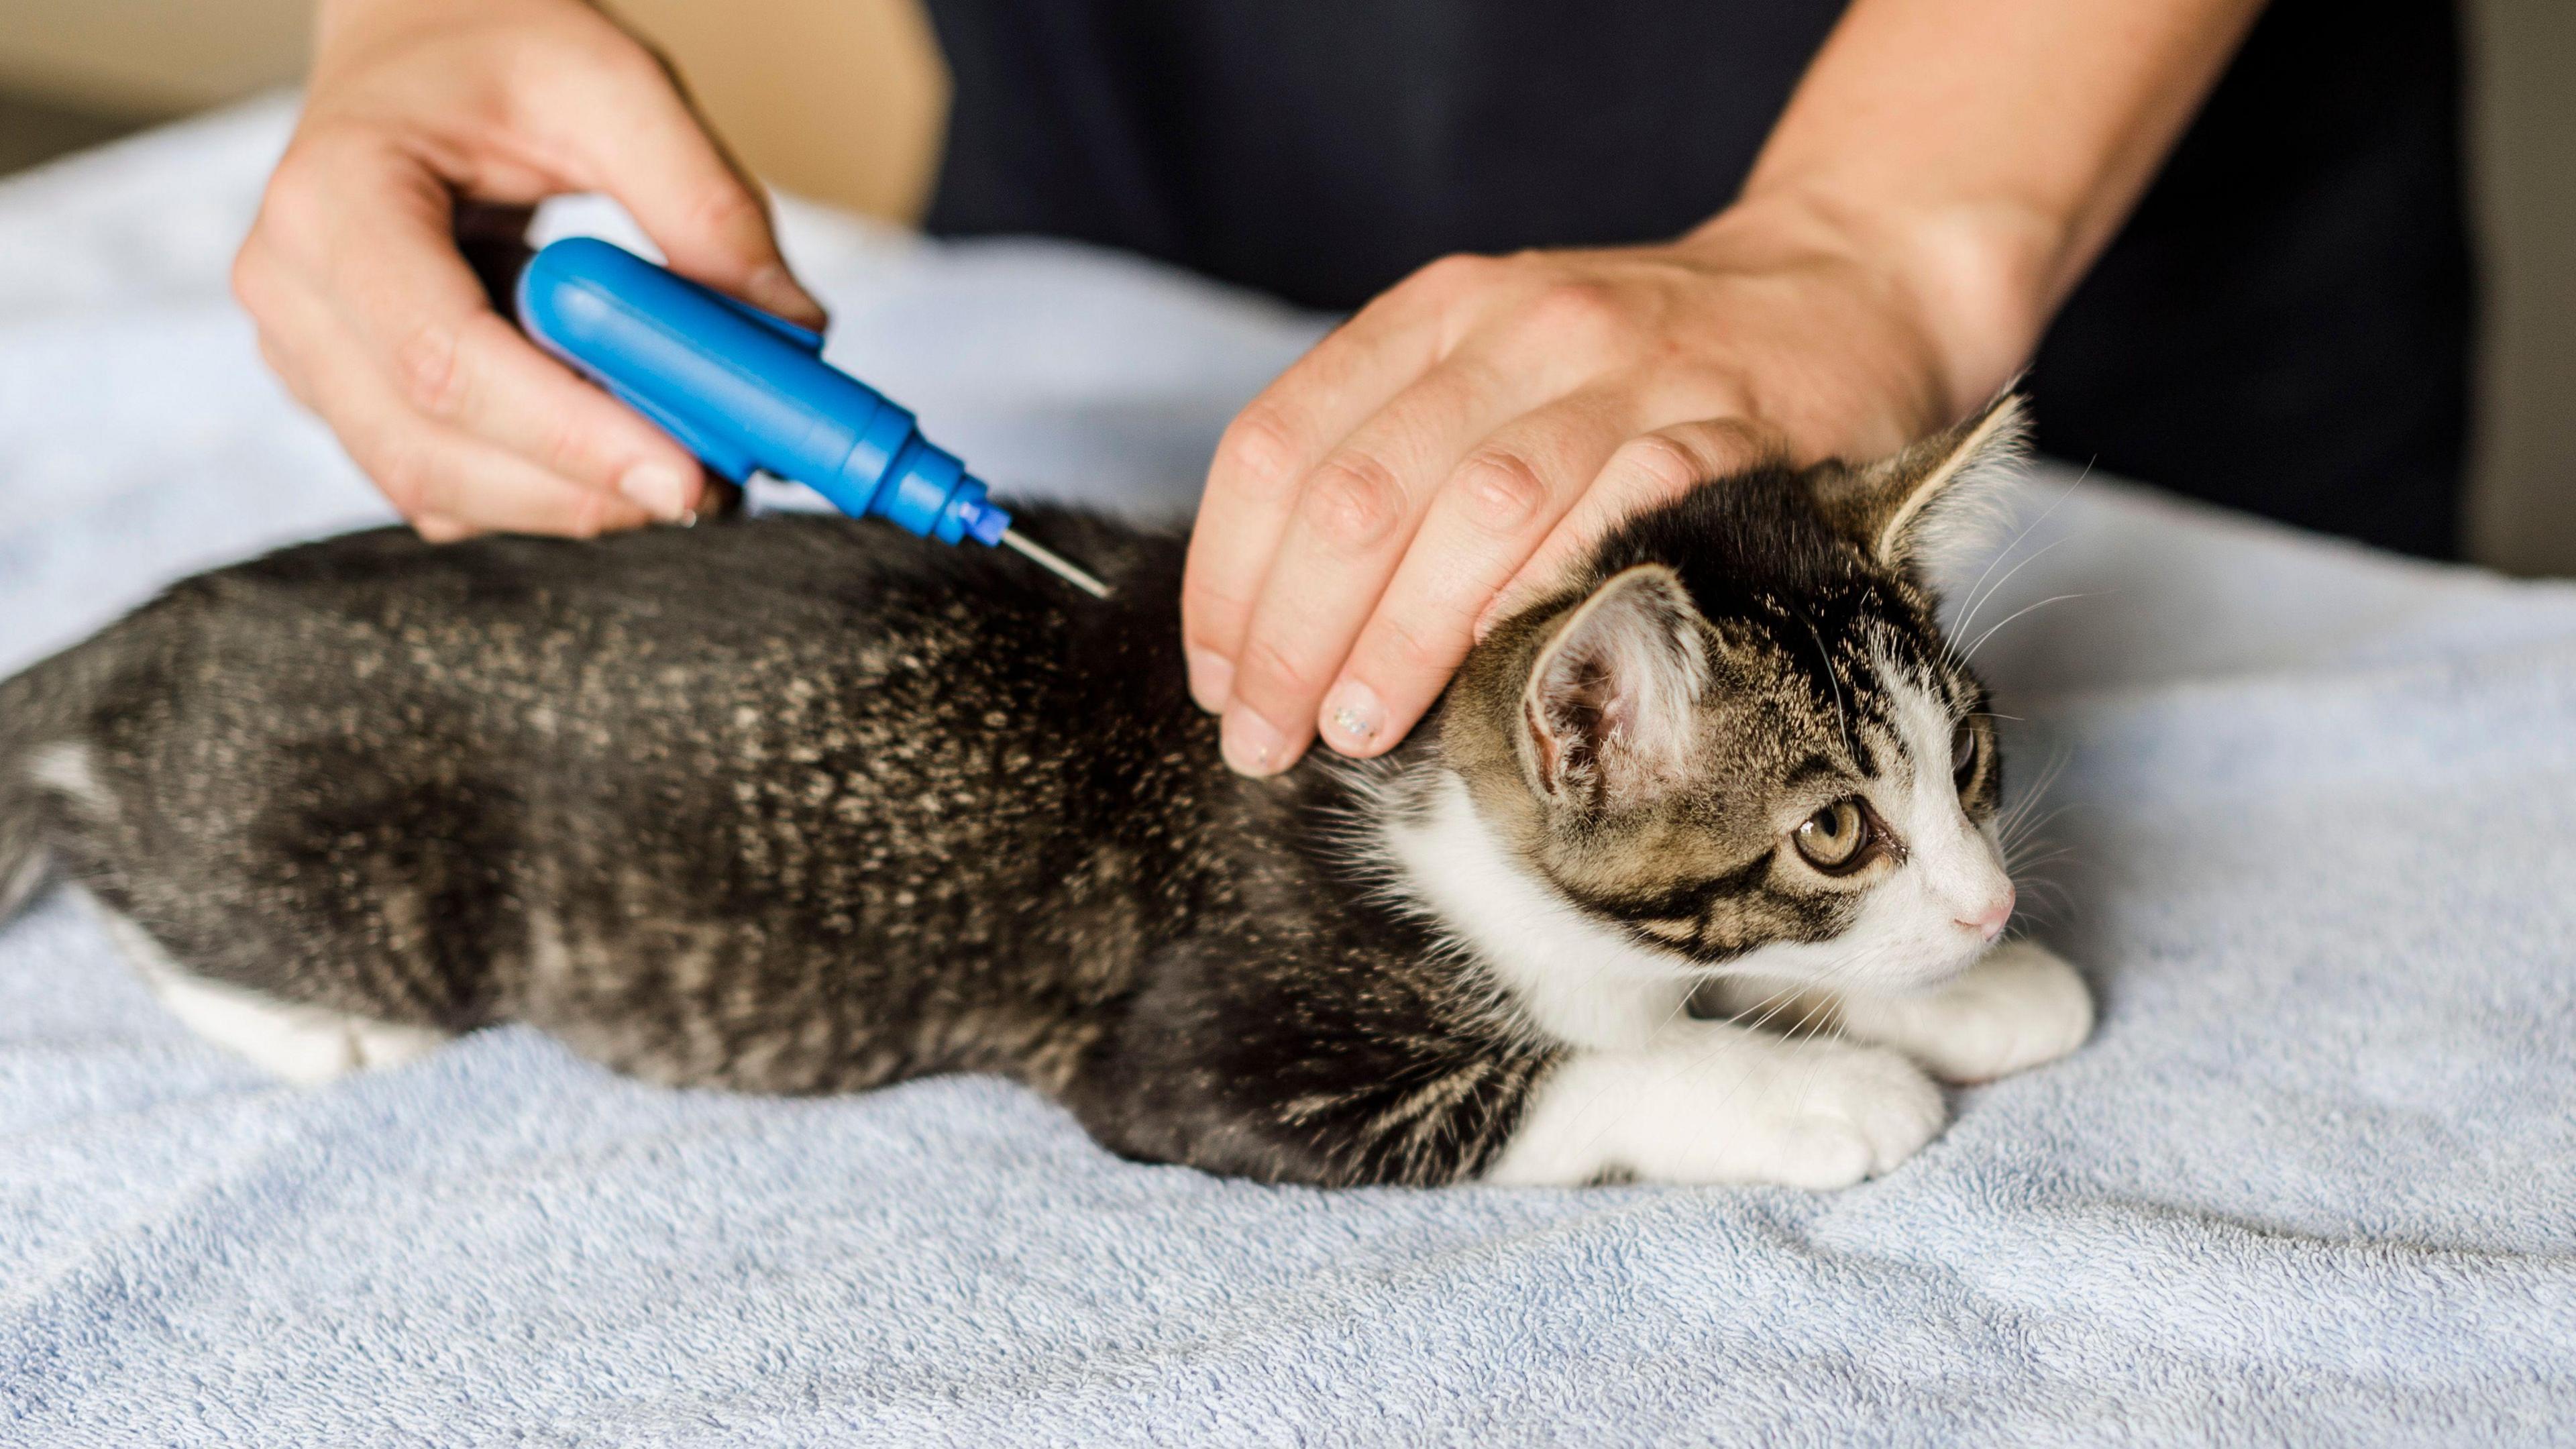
[5, 101, 2574, 1446]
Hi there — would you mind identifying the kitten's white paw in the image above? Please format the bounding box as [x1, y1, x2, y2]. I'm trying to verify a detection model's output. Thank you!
[1836, 939, 2094, 1084]
[1733, 1039, 1947, 1189]
[1487, 1026, 1946, 1189]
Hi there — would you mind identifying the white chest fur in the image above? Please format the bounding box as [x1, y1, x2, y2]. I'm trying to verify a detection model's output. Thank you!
[1377, 769, 1691, 1051]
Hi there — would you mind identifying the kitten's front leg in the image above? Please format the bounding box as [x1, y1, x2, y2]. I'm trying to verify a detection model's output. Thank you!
[1485, 1021, 1944, 1189]
[1717, 940, 2094, 1085]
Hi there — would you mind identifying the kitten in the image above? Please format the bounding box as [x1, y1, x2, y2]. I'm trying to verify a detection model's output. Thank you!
[0, 395, 2088, 1188]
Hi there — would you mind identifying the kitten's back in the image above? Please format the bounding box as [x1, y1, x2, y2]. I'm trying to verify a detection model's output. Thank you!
[0, 511, 1233, 1089]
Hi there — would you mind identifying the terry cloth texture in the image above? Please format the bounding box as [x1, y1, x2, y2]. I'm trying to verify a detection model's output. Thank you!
[3, 100, 2573, 1447]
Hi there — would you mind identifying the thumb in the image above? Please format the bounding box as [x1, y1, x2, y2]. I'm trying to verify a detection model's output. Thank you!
[560, 54, 828, 329]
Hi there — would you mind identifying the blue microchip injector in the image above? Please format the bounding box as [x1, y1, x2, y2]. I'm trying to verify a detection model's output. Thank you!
[515, 236, 1108, 598]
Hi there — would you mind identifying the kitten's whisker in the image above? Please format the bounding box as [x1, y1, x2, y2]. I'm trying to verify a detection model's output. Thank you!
[2008, 838, 2068, 869]
[2015, 883, 2074, 918]
[1945, 465, 2090, 669]
[1998, 824, 2081, 856]
[1962, 592, 2098, 665]
[2016, 856, 2075, 885]
[2000, 768, 2068, 824]
[1733, 973, 1829, 1040]
[1986, 737, 2072, 860]
[1999, 803, 2078, 867]
[1951, 535, 2069, 656]
[2009, 845, 2071, 881]
[2000, 805, 2075, 859]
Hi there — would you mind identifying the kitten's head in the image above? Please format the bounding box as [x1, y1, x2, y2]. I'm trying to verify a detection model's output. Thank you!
[1443, 395, 2028, 993]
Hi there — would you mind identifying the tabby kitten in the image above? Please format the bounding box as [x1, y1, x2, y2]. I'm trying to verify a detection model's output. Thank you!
[0, 395, 2088, 1188]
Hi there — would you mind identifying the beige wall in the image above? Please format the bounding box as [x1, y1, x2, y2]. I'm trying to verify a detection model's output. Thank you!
[604, 0, 945, 223]
[0, 0, 943, 219]
[2463, 0, 2576, 576]
[4, 0, 2571, 570]
[0, 0, 310, 111]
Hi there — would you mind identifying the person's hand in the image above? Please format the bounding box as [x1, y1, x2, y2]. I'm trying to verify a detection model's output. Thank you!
[233, 0, 824, 539]
[1181, 195, 2021, 776]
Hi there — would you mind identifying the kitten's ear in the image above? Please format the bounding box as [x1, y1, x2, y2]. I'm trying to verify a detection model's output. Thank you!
[1519, 564, 1709, 807]
[1811, 391, 2031, 572]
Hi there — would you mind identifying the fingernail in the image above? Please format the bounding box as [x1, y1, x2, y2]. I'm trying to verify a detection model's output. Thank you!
[749, 264, 825, 325]
[1186, 648, 1234, 713]
[1322, 679, 1385, 753]
[1220, 706, 1289, 777]
[617, 462, 695, 521]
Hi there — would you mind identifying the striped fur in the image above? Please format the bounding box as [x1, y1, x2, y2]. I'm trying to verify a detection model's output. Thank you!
[0, 395, 2084, 1187]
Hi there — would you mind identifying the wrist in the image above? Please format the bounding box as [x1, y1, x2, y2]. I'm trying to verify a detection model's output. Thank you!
[1682, 184, 2063, 425]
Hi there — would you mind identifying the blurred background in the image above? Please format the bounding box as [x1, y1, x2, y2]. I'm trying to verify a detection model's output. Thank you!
[2, 0, 2568, 572]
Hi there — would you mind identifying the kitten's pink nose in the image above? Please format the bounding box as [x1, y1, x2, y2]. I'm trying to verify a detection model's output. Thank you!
[1957, 885, 2015, 941]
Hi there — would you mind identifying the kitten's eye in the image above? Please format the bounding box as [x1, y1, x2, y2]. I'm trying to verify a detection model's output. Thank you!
[1793, 799, 1871, 872]
[1951, 720, 1978, 786]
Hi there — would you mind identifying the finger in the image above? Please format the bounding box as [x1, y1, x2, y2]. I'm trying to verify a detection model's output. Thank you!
[1215, 357, 1553, 775]
[1486, 417, 1785, 633]
[553, 53, 826, 327]
[285, 132, 713, 521]
[267, 265, 657, 536]
[1315, 392, 1640, 757]
[1182, 257, 1497, 712]
[365, 406, 659, 538]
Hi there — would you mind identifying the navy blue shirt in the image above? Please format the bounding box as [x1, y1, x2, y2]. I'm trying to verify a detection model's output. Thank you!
[920, 0, 2472, 557]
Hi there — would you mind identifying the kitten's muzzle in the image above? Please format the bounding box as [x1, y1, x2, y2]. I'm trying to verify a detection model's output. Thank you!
[1956, 883, 2015, 943]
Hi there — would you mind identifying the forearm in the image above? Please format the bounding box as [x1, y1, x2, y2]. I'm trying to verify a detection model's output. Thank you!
[1703, 0, 2267, 421]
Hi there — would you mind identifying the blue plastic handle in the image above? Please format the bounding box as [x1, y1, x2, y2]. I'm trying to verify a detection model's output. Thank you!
[515, 237, 1010, 547]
